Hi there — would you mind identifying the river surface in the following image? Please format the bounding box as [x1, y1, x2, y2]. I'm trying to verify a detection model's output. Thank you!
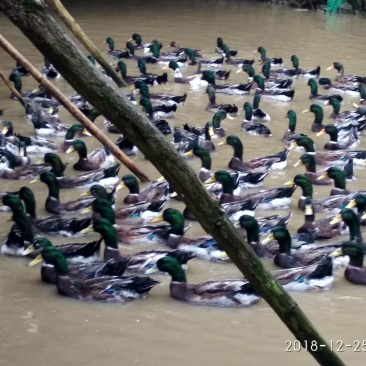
[1, 1, 366, 365]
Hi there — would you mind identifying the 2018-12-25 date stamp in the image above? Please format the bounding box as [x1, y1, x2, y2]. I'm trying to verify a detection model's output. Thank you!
[285, 340, 366, 352]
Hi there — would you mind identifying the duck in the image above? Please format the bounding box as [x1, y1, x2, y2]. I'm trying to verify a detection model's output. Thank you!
[218, 135, 289, 172]
[254, 46, 283, 67]
[184, 145, 214, 183]
[115, 60, 167, 86]
[39, 152, 120, 189]
[253, 75, 294, 101]
[135, 59, 168, 85]
[23, 237, 102, 269]
[128, 33, 153, 51]
[148, 256, 261, 306]
[8, 73, 49, 101]
[66, 140, 115, 171]
[318, 77, 359, 96]
[2, 120, 60, 154]
[260, 63, 293, 89]
[140, 97, 177, 122]
[215, 37, 238, 58]
[58, 123, 92, 153]
[284, 174, 351, 212]
[132, 80, 187, 106]
[104, 37, 130, 59]
[201, 71, 252, 95]
[115, 136, 138, 156]
[283, 110, 301, 145]
[14, 141, 30, 166]
[297, 197, 342, 240]
[346, 194, 366, 225]
[270, 55, 321, 79]
[17, 186, 92, 237]
[42, 58, 59, 79]
[0, 149, 50, 180]
[316, 125, 359, 151]
[359, 84, 366, 106]
[30, 172, 103, 215]
[0, 193, 35, 255]
[116, 174, 169, 205]
[251, 94, 271, 122]
[177, 122, 215, 152]
[241, 102, 272, 137]
[236, 64, 256, 82]
[330, 242, 366, 285]
[205, 170, 295, 209]
[329, 209, 364, 246]
[29, 246, 160, 303]
[164, 61, 205, 86]
[317, 167, 366, 196]
[235, 215, 273, 257]
[327, 62, 366, 85]
[205, 85, 238, 115]
[293, 153, 332, 185]
[150, 208, 229, 262]
[262, 225, 347, 269]
[25, 243, 126, 284]
[325, 97, 360, 123]
[289, 135, 366, 167]
[306, 79, 343, 102]
[301, 104, 326, 132]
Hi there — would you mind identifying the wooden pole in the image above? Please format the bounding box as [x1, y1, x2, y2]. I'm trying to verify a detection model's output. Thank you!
[0, 35, 150, 183]
[0, 67, 26, 107]
[45, 0, 127, 88]
[0, 2, 346, 365]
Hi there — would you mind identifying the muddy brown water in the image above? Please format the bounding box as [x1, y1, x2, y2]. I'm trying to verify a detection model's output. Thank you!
[1, 1, 366, 365]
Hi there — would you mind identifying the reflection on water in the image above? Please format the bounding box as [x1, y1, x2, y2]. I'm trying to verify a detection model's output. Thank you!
[1, 1, 366, 365]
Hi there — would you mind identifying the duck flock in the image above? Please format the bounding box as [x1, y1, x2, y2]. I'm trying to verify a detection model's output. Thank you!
[1, 33, 366, 307]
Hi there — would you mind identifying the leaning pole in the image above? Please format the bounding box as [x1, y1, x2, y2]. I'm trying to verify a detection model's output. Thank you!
[0, 1, 346, 365]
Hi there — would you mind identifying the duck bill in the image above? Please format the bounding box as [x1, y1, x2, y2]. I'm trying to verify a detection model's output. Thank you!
[208, 127, 214, 136]
[253, 50, 258, 53]
[262, 233, 274, 245]
[235, 69, 243, 73]
[65, 146, 75, 154]
[323, 100, 330, 106]
[145, 264, 158, 274]
[304, 205, 313, 216]
[316, 129, 326, 137]
[0, 199, 3, 206]
[327, 65, 335, 70]
[80, 225, 95, 234]
[170, 192, 178, 198]
[36, 159, 45, 164]
[81, 206, 93, 215]
[220, 252, 228, 259]
[1, 127, 8, 135]
[151, 214, 164, 223]
[22, 245, 35, 256]
[233, 222, 241, 228]
[301, 109, 309, 114]
[330, 248, 343, 257]
[283, 179, 295, 187]
[116, 182, 125, 192]
[184, 150, 194, 157]
[156, 176, 166, 182]
[293, 160, 303, 168]
[226, 115, 234, 120]
[329, 215, 342, 226]
[162, 65, 170, 70]
[30, 177, 41, 184]
[80, 189, 91, 197]
[28, 254, 44, 267]
[317, 173, 329, 181]
[353, 103, 360, 109]
[288, 142, 298, 151]
[204, 176, 217, 184]
[82, 129, 92, 136]
[217, 141, 227, 146]
[346, 200, 356, 209]
[129, 86, 135, 91]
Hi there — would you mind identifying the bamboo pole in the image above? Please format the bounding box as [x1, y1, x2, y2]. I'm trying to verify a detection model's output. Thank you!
[0, 35, 150, 183]
[45, 0, 127, 88]
[0, 67, 26, 107]
[0, 2, 346, 365]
